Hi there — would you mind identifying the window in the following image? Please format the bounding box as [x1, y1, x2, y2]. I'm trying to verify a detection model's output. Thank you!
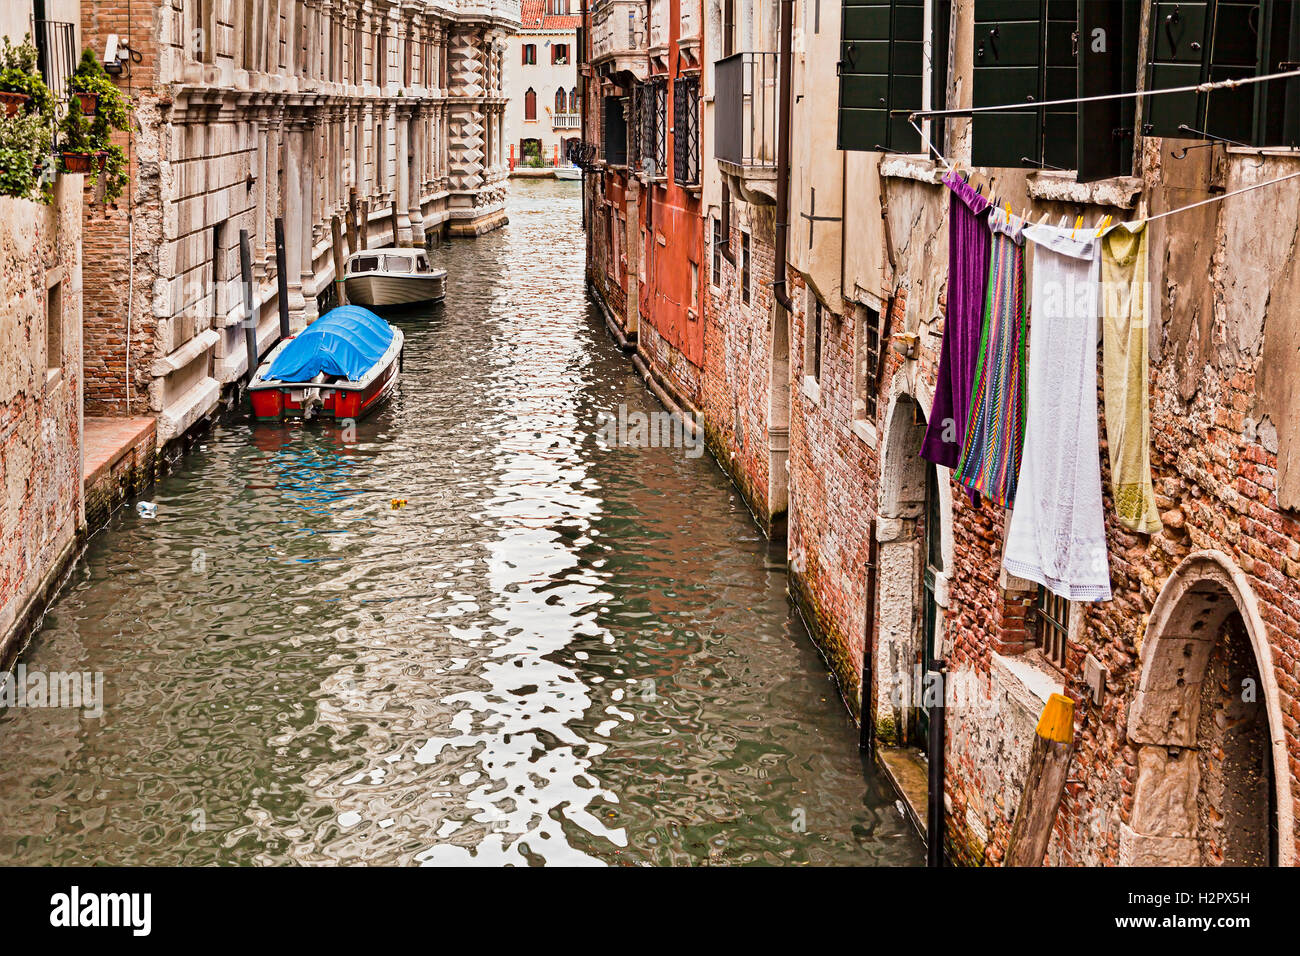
[1147, 0, 1300, 149]
[524, 87, 537, 121]
[723, 0, 735, 57]
[689, 260, 699, 308]
[552, 43, 569, 65]
[351, 256, 379, 273]
[853, 303, 883, 423]
[640, 78, 668, 176]
[839, 0, 952, 153]
[555, 88, 567, 114]
[673, 76, 701, 186]
[720, 180, 733, 263]
[523, 44, 536, 65]
[711, 215, 723, 280]
[546, 0, 571, 13]
[740, 230, 751, 305]
[46, 281, 62, 373]
[1034, 586, 1070, 670]
[384, 256, 413, 273]
[969, 0, 1141, 179]
[806, 292, 824, 383]
[603, 96, 628, 165]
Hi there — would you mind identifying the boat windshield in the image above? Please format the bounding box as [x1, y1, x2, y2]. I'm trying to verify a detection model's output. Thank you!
[351, 256, 380, 274]
[415, 256, 431, 273]
[384, 256, 413, 273]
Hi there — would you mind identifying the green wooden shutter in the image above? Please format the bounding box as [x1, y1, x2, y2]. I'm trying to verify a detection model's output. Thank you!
[1205, 0, 1263, 143]
[1145, 1, 1210, 138]
[837, 0, 924, 152]
[1255, 0, 1300, 147]
[1041, 0, 1078, 170]
[1076, 0, 1139, 181]
[972, 0, 1046, 167]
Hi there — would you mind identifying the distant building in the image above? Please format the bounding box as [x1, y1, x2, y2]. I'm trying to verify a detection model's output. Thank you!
[504, 0, 579, 170]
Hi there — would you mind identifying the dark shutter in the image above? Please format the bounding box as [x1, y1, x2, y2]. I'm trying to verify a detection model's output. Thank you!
[930, 0, 953, 156]
[1145, 1, 1209, 138]
[1076, 0, 1139, 181]
[972, 0, 1047, 167]
[603, 96, 627, 166]
[1255, 0, 1300, 148]
[837, 0, 924, 153]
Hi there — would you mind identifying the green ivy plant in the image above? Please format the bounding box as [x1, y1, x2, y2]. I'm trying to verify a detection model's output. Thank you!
[66, 47, 130, 202]
[0, 35, 55, 203]
[0, 109, 54, 202]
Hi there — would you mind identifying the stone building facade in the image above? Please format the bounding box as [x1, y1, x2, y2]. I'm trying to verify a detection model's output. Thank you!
[80, 0, 516, 441]
[581, 0, 1300, 865]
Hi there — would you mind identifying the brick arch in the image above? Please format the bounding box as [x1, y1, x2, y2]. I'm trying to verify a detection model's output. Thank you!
[1123, 550, 1294, 866]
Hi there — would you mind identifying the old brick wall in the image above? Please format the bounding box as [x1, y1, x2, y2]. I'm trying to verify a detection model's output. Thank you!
[0, 179, 84, 657]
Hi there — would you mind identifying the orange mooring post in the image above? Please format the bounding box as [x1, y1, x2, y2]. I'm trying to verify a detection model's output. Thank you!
[509, 144, 515, 170]
[553, 143, 559, 166]
[1005, 693, 1076, 866]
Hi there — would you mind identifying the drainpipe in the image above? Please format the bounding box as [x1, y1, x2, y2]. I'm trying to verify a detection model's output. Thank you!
[771, 0, 794, 313]
[927, 657, 947, 867]
[859, 518, 878, 755]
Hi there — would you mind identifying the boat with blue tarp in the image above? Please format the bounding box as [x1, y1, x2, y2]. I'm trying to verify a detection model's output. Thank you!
[249, 306, 404, 421]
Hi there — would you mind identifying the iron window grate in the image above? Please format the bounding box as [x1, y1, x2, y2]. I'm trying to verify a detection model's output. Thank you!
[673, 76, 700, 186]
[1034, 586, 1070, 669]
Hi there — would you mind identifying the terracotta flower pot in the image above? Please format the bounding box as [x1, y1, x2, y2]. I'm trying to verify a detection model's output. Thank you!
[61, 152, 93, 174]
[73, 91, 99, 116]
[0, 90, 30, 117]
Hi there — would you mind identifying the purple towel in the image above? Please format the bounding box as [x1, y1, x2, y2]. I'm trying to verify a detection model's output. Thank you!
[921, 172, 991, 469]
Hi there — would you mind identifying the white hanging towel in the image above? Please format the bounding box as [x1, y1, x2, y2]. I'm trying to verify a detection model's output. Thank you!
[1003, 224, 1112, 602]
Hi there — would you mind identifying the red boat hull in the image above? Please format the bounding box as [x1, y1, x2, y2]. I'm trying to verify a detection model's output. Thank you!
[250, 355, 398, 422]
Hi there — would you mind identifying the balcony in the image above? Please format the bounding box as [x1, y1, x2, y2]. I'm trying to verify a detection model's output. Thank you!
[552, 112, 581, 129]
[714, 52, 779, 200]
[590, 0, 648, 79]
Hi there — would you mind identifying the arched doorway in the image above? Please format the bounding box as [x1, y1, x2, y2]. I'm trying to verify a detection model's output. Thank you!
[876, 386, 951, 752]
[1124, 551, 1293, 866]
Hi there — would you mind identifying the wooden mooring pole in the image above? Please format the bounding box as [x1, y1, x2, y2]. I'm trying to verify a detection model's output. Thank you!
[273, 217, 290, 339]
[1005, 693, 1076, 866]
[239, 229, 257, 386]
[330, 215, 348, 307]
[359, 199, 369, 250]
[347, 187, 359, 252]
[390, 202, 401, 248]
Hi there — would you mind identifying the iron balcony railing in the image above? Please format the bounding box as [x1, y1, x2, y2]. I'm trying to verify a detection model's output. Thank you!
[33, 20, 77, 100]
[714, 51, 779, 168]
[552, 112, 581, 129]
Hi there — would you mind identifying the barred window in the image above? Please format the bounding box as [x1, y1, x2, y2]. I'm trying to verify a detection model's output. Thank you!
[1034, 586, 1070, 670]
[711, 216, 722, 283]
[740, 231, 751, 305]
[640, 78, 668, 178]
[854, 304, 882, 423]
[673, 76, 700, 186]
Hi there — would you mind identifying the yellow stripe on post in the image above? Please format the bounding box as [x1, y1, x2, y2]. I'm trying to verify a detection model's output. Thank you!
[1036, 693, 1074, 743]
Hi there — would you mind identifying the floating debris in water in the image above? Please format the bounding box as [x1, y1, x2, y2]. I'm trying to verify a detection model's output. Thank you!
[136, 501, 157, 518]
[391, 498, 407, 509]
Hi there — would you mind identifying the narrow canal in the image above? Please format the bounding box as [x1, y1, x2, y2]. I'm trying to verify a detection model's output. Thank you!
[0, 180, 922, 866]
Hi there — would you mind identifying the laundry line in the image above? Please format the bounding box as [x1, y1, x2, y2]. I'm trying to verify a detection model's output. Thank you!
[898, 66, 1300, 122]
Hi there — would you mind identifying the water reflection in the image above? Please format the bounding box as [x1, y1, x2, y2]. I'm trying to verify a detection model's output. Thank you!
[0, 180, 921, 866]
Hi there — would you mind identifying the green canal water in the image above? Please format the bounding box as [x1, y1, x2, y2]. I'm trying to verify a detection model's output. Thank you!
[0, 179, 922, 866]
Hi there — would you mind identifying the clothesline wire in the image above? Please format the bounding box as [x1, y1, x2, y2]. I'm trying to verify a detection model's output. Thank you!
[1140, 169, 1300, 223]
[900, 66, 1300, 121]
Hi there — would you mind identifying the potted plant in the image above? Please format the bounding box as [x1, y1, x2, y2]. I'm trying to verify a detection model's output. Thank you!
[0, 35, 53, 119]
[58, 96, 93, 173]
[68, 48, 114, 117]
[63, 47, 130, 201]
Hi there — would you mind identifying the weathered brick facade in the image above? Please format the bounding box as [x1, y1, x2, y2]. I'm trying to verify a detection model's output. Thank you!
[582, 0, 1300, 864]
[0, 179, 85, 663]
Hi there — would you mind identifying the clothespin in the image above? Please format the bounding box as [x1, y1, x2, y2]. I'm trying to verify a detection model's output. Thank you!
[1071, 214, 1083, 239]
[1095, 214, 1112, 238]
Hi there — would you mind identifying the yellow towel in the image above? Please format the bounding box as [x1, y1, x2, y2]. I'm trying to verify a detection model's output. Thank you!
[1100, 222, 1162, 534]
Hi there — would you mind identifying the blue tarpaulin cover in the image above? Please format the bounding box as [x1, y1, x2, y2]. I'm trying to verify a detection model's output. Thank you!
[266, 306, 395, 383]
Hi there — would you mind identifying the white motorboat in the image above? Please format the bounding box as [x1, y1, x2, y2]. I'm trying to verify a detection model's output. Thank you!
[554, 165, 582, 180]
[343, 247, 446, 307]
